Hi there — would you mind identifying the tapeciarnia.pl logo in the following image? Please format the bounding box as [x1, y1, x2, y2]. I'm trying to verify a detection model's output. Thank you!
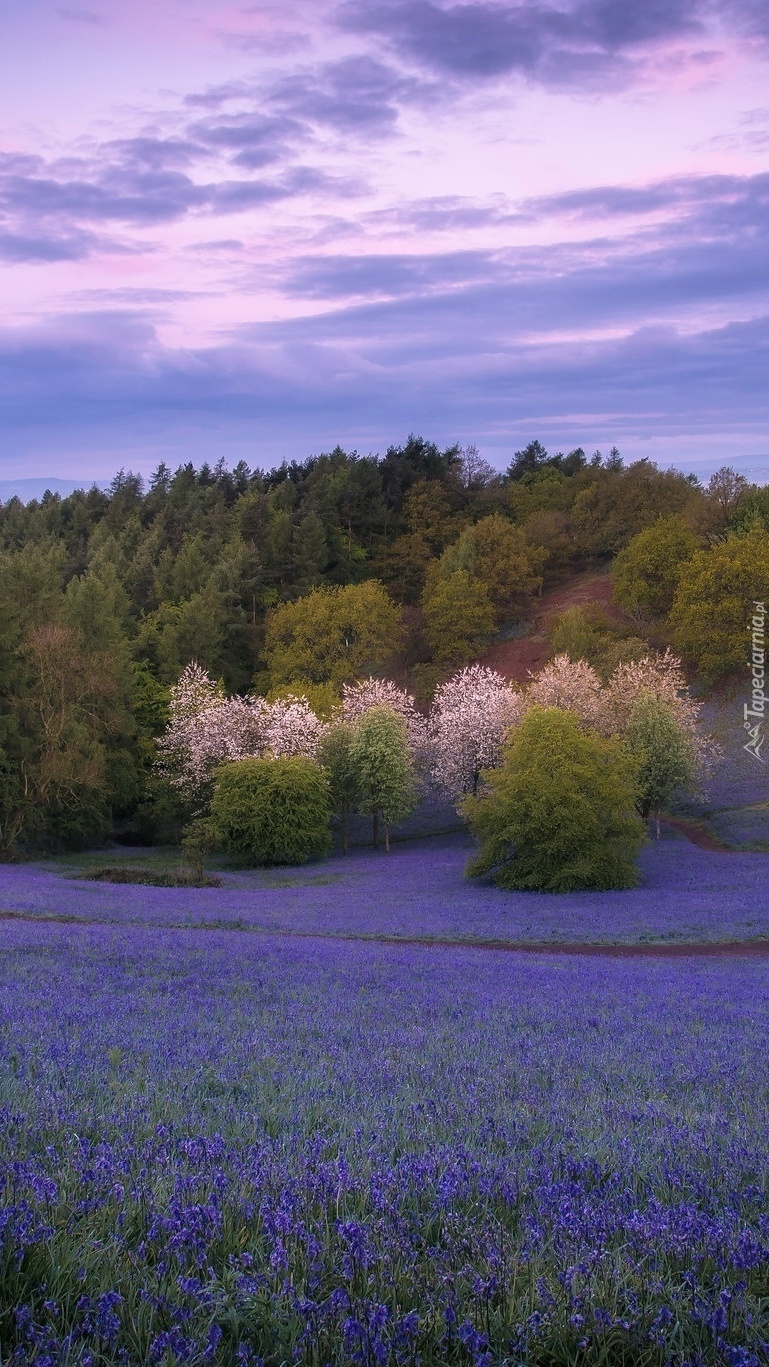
[744, 600, 766, 763]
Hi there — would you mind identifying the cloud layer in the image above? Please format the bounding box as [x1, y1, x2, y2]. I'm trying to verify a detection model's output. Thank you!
[0, 0, 768, 475]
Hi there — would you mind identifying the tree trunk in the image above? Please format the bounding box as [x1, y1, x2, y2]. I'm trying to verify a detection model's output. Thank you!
[373, 808, 379, 849]
[384, 822, 390, 853]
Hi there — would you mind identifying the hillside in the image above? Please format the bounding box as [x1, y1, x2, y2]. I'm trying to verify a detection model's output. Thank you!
[477, 567, 626, 684]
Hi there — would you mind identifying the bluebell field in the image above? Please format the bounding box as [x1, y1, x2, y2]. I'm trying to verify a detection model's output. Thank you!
[2, 860, 769, 1365]
[2, 831, 768, 945]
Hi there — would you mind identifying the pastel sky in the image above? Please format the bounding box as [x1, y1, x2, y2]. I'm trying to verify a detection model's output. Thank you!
[2, 0, 769, 482]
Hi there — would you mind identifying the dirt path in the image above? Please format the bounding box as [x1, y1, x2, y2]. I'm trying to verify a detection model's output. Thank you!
[2, 909, 768, 958]
[477, 569, 627, 684]
[660, 816, 735, 851]
[366, 934, 769, 959]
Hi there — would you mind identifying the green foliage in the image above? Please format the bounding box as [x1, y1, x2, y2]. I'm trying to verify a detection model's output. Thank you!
[209, 756, 332, 866]
[669, 527, 769, 681]
[624, 692, 698, 835]
[438, 513, 545, 624]
[730, 485, 769, 535]
[318, 723, 361, 854]
[266, 680, 340, 720]
[264, 581, 402, 688]
[421, 568, 495, 664]
[612, 515, 700, 619]
[548, 603, 649, 680]
[464, 706, 645, 891]
[347, 706, 417, 850]
[571, 460, 700, 558]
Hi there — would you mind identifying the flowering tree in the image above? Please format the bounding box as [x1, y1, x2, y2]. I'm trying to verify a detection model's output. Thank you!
[167, 660, 224, 724]
[341, 678, 427, 755]
[603, 648, 719, 786]
[157, 663, 326, 807]
[427, 664, 523, 806]
[522, 647, 719, 804]
[524, 655, 610, 734]
[263, 695, 327, 760]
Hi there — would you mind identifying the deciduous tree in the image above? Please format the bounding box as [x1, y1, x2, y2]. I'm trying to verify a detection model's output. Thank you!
[611, 515, 700, 620]
[348, 706, 417, 851]
[624, 691, 698, 837]
[264, 581, 402, 688]
[464, 706, 645, 891]
[668, 528, 769, 682]
[428, 664, 522, 806]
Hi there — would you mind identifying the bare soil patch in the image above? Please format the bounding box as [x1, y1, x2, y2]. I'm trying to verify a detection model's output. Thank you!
[478, 568, 626, 684]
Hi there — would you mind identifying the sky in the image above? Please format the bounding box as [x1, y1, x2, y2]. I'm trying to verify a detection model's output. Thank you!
[1, 0, 769, 485]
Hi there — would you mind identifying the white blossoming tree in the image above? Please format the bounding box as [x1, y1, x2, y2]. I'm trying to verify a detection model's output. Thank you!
[157, 663, 326, 808]
[427, 664, 523, 806]
[523, 654, 611, 734]
[604, 648, 720, 787]
[341, 677, 428, 768]
[521, 647, 719, 817]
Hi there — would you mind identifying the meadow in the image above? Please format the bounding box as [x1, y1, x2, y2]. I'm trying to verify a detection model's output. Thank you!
[2, 820, 769, 1365]
[1, 828, 768, 947]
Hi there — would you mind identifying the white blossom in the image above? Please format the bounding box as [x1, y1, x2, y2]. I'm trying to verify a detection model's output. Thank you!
[263, 695, 328, 759]
[604, 648, 720, 782]
[428, 664, 523, 806]
[341, 677, 427, 752]
[157, 665, 326, 804]
[523, 655, 611, 734]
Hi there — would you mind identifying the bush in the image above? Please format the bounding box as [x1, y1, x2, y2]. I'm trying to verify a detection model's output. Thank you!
[210, 756, 331, 866]
[464, 706, 645, 891]
[547, 603, 648, 680]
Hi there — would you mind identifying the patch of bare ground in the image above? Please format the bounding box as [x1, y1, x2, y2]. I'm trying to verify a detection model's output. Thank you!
[365, 935, 769, 958]
[478, 567, 629, 685]
[660, 816, 735, 851]
[3, 909, 767, 958]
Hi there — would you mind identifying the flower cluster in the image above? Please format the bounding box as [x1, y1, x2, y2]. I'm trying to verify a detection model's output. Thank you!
[1, 914, 768, 1365]
[427, 664, 522, 805]
[157, 663, 327, 803]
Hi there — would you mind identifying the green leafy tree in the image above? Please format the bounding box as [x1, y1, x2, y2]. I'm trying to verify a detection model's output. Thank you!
[210, 756, 331, 866]
[439, 514, 545, 623]
[348, 706, 417, 851]
[264, 581, 402, 688]
[612, 515, 700, 619]
[669, 527, 769, 681]
[572, 460, 701, 558]
[730, 485, 769, 535]
[624, 692, 697, 837]
[464, 706, 645, 891]
[421, 568, 495, 664]
[318, 722, 361, 855]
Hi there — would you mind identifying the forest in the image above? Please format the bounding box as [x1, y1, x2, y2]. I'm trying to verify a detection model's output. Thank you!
[1, 434, 768, 856]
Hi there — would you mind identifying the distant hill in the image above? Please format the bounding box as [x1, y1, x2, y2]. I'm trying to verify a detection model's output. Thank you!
[0, 478, 106, 503]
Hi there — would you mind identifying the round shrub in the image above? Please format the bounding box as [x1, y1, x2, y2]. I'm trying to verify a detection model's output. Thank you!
[463, 705, 646, 891]
[210, 756, 331, 866]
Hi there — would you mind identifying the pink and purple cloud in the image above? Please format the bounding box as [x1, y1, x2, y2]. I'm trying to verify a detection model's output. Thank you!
[1, 0, 768, 481]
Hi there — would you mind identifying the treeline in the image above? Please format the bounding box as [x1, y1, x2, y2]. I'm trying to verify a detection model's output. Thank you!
[0, 436, 767, 853]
